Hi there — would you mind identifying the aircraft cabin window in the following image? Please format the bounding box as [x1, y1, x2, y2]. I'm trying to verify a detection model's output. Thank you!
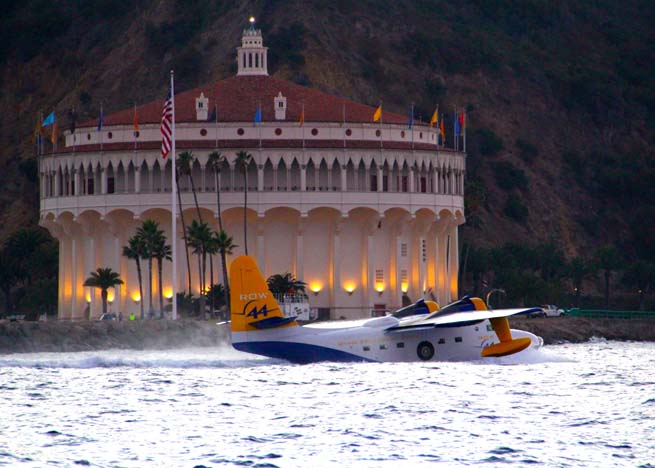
[379, 344, 387, 350]
[438, 338, 445, 344]
[363, 346, 370, 351]
[396, 342, 405, 348]
[455, 337, 463, 343]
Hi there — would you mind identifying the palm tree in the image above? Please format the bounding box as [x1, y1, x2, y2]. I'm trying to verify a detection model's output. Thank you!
[594, 245, 623, 308]
[137, 220, 165, 317]
[122, 235, 147, 319]
[5, 227, 50, 287]
[187, 220, 214, 317]
[235, 150, 252, 254]
[214, 230, 237, 310]
[83, 267, 124, 316]
[207, 151, 226, 232]
[151, 238, 172, 319]
[174, 164, 193, 294]
[204, 232, 219, 314]
[177, 151, 203, 223]
[266, 272, 307, 297]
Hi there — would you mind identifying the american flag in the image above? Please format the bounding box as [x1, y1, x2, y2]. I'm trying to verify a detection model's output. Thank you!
[161, 87, 173, 158]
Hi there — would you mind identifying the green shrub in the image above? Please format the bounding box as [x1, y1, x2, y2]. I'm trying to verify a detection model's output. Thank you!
[477, 129, 503, 156]
[516, 138, 538, 163]
[504, 194, 529, 222]
[492, 161, 528, 191]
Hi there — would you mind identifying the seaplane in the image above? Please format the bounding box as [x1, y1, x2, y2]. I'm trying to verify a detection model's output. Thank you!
[228, 255, 543, 363]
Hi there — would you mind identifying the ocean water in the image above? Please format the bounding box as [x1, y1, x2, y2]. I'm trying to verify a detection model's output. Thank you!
[0, 341, 654, 467]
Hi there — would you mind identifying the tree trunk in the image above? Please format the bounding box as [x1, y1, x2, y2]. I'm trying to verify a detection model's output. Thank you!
[189, 174, 203, 224]
[176, 171, 193, 294]
[101, 289, 108, 315]
[214, 170, 223, 232]
[136, 259, 145, 320]
[158, 257, 164, 319]
[221, 249, 230, 315]
[148, 257, 153, 318]
[209, 254, 215, 314]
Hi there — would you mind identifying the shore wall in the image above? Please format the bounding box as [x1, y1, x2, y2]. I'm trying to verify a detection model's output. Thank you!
[0, 317, 653, 354]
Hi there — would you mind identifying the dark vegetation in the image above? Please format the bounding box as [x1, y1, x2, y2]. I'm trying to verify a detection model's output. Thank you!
[0, 0, 654, 315]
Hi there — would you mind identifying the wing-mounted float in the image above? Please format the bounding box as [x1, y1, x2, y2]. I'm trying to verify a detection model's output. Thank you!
[386, 296, 539, 357]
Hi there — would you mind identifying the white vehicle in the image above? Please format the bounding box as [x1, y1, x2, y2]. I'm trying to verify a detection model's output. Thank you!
[536, 305, 565, 317]
[226, 255, 543, 364]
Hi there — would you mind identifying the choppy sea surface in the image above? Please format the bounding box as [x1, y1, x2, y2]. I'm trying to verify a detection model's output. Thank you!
[1, 341, 654, 467]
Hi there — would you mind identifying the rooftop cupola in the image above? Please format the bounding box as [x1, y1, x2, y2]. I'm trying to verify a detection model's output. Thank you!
[237, 17, 268, 76]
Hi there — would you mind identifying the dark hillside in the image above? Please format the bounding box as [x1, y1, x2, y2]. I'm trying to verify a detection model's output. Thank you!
[1, 0, 654, 308]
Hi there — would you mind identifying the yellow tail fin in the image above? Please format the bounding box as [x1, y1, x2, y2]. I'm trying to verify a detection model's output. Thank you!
[229, 255, 298, 333]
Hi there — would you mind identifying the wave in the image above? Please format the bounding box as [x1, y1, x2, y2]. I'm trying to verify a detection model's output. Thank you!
[474, 347, 575, 365]
[0, 348, 280, 369]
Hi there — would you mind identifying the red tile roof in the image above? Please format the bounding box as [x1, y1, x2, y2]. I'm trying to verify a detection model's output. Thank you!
[79, 75, 414, 129]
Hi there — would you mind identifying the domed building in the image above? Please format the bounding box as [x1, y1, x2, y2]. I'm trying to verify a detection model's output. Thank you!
[39, 21, 466, 320]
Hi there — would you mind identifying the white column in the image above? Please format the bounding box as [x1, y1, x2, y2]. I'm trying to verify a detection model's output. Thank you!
[101, 167, 107, 194]
[135, 167, 141, 193]
[341, 165, 347, 192]
[409, 168, 415, 193]
[331, 218, 343, 317]
[73, 169, 80, 196]
[377, 166, 383, 192]
[257, 165, 264, 191]
[296, 218, 305, 281]
[300, 165, 306, 191]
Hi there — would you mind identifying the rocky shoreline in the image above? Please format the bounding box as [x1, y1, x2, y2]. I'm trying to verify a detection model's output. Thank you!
[0, 316, 653, 354]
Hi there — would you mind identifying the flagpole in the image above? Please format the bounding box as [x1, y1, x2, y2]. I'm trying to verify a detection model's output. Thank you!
[462, 107, 467, 153]
[99, 103, 104, 152]
[301, 101, 305, 150]
[410, 102, 414, 151]
[170, 70, 178, 320]
[453, 106, 457, 151]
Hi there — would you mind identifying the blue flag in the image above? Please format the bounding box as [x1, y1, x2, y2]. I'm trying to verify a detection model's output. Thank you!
[408, 107, 414, 129]
[253, 105, 262, 125]
[97, 107, 104, 131]
[454, 114, 460, 136]
[42, 112, 55, 127]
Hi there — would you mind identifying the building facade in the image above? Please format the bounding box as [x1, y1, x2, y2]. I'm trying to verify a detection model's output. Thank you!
[39, 23, 466, 320]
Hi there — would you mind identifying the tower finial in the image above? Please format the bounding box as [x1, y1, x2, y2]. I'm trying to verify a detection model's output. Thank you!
[249, 16, 256, 31]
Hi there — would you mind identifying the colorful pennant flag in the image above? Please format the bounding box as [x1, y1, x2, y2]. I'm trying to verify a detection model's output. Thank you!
[207, 104, 216, 122]
[254, 104, 262, 125]
[298, 103, 305, 127]
[97, 105, 104, 131]
[50, 121, 57, 145]
[373, 104, 382, 122]
[439, 117, 445, 143]
[430, 107, 438, 128]
[42, 112, 55, 127]
[133, 104, 140, 133]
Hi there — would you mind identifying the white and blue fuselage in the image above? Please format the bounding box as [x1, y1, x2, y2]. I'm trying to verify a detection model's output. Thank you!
[232, 314, 542, 364]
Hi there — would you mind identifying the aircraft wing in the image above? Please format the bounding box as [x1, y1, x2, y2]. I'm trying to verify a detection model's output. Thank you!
[385, 307, 540, 333]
